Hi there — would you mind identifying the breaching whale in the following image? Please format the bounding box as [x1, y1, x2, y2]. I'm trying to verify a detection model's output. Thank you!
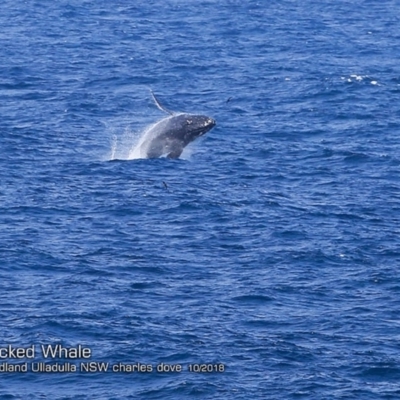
[137, 92, 216, 159]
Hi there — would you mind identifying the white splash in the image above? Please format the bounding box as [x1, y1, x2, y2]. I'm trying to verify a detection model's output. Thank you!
[107, 126, 144, 161]
[342, 74, 379, 85]
[127, 120, 161, 160]
[110, 134, 118, 160]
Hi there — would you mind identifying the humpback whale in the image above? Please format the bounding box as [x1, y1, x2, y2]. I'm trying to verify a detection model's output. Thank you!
[138, 92, 216, 159]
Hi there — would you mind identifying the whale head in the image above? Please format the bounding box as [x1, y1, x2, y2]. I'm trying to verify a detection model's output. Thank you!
[172, 113, 216, 143]
[138, 112, 216, 159]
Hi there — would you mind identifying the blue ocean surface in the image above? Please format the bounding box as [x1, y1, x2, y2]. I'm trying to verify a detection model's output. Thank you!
[1, 0, 400, 398]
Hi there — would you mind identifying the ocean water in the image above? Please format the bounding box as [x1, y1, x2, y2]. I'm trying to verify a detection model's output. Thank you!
[1, 0, 400, 398]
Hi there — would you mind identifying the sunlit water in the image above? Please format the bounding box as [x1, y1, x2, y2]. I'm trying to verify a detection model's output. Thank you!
[1, 1, 400, 399]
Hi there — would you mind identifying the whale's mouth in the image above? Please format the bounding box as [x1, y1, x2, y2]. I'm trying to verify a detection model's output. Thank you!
[196, 118, 216, 136]
[208, 118, 216, 128]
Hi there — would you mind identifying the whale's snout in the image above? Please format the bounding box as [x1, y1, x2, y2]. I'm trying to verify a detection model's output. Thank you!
[208, 117, 216, 127]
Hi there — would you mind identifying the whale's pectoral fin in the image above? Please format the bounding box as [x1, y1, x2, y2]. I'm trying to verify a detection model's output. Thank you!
[151, 90, 175, 116]
[167, 146, 183, 159]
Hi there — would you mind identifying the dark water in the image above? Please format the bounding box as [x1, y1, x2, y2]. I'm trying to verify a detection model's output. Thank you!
[1, 1, 400, 398]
